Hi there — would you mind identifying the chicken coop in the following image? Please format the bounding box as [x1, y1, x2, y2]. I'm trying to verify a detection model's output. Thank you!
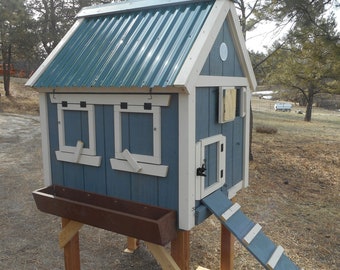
[27, 1, 299, 269]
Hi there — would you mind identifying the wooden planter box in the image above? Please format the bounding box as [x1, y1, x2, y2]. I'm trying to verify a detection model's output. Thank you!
[33, 185, 177, 246]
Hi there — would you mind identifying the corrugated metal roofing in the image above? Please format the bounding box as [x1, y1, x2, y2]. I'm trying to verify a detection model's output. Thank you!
[33, 0, 214, 88]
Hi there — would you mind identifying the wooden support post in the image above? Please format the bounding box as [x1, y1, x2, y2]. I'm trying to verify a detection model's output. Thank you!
[220, 198, 236, 270]
[220, 225, 235, 270]
[171, 230, 190, 270]
[146, 242, 180, 270]
[62, 218, 81, 270]
[124, 237, 139, 253]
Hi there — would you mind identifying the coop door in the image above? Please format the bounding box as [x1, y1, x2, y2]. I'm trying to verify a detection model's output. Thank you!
[196, 135, 226, 200]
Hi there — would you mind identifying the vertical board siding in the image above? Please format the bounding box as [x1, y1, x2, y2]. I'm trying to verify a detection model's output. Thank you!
[200, 19, 244, 77]
[63, 162, 84, 189]
[222, 121, 234, 188]
[196, 88, 244, 192]
[122, 112, 154, 156]
[205, 143, 218, 188]
[64, 111, 86, 147]
[158, 95, 179, 211]
[232, 117, 243, 185]
[48, 93, 179, 211]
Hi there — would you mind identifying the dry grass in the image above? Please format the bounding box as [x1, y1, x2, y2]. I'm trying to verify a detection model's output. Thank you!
[191, 100, 339, 270]
[0, 77, 39, 115]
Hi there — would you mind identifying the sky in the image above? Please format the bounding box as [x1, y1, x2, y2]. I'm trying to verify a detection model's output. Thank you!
[245, 8, 340, 53]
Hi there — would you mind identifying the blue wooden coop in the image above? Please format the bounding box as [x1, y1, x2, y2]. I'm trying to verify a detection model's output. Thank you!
[27, 0, 299, 269]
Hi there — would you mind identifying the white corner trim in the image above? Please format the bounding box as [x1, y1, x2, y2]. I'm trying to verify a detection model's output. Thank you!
[39, 93, 52, 186]
[110, 158, 168, 177]
[174, 0, 231, 91]
[26, 19, 84, 87]
[56, 151, 102, 167]
[243, 87, 251, 188]
[227, 181, 243, 199]
[178, 92, 196, 230]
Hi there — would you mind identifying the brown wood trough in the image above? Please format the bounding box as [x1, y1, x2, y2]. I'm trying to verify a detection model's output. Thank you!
[32, 185, 177, 246]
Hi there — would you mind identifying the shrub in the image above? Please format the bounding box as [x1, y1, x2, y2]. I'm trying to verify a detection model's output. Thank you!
[255, 125, 278, 134]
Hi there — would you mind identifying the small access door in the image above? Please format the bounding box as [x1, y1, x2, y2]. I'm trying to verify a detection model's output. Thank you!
[195, 134, 226, 200]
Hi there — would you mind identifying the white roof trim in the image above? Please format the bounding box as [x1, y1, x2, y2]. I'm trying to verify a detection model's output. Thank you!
[77, 0, 212, 18]
[174, 0, 231, 91]
[175, 0, 257, 92]
[25, 19, 84, 87]
[227, 5, 257, 91]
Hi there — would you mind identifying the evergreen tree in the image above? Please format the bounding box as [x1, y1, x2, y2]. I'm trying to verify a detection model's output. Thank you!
[0, 0, 28, 95]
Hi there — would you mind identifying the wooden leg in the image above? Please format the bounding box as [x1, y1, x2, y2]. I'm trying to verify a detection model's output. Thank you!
[220, 224, 235, 270]
[62, 218, 81, 270]
[146, 242, 180, 270]
[171, 230, 190, 270]
[124, 237, 139, 253]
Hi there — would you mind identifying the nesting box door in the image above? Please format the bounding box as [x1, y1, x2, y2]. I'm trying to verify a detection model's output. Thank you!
[196, 134, 226, 200]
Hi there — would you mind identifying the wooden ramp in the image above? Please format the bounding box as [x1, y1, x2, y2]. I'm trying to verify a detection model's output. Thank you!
[202, 191, 300, 270]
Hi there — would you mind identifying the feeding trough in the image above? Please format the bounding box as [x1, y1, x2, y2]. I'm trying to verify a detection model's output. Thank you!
[33, 185, 177, 246]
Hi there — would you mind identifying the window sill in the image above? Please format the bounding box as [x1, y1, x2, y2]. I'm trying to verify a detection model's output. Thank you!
[110, 158, 168, 178]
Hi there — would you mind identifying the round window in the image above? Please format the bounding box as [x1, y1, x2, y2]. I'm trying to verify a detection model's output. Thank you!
[219, 42, 228, 61]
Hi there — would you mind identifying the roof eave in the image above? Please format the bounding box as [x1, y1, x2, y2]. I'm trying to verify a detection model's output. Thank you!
[25, 19, 84, 88]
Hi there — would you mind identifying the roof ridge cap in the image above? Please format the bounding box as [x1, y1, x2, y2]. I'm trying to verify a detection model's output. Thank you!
[77, 0, 213, 18]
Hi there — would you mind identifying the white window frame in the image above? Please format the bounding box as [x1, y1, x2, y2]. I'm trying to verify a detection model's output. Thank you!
[55, 103, 101, 167]
[114, 105, 161, 165]
[196, 134, 226, 199]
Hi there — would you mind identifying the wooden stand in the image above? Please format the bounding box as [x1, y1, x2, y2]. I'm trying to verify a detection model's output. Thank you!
[57, 219, 234, 270]
[171, 230, 190, 270]
[61, 218, 82, 270]
[124, 237, 139, 253]
[220, 197, 236, 270]
[220, 224, 235, 270]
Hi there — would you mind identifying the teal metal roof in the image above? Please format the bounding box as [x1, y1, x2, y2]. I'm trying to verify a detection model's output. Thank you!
[33, 0, 214, 88]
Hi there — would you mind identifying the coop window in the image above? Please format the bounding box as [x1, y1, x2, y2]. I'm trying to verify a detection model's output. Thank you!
[55, 103, 101, 167]
[110, 103, 168, 178]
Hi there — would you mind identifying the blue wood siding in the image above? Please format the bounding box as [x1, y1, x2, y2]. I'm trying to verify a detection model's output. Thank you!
[47, 94, 179, 211]
[196, 87, 244, 190]
[121, 112, 154, 156]
[195, 87, 244, 224]
[200, 20, 244, 77]
[205, 143, 218, 188]
[64, 110, 89, 148]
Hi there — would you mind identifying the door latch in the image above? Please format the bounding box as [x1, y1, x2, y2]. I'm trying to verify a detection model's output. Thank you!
[197, 161, 207, 177]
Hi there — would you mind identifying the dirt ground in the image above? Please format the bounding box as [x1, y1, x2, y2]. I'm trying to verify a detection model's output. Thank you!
[0, 79, 339, 269]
